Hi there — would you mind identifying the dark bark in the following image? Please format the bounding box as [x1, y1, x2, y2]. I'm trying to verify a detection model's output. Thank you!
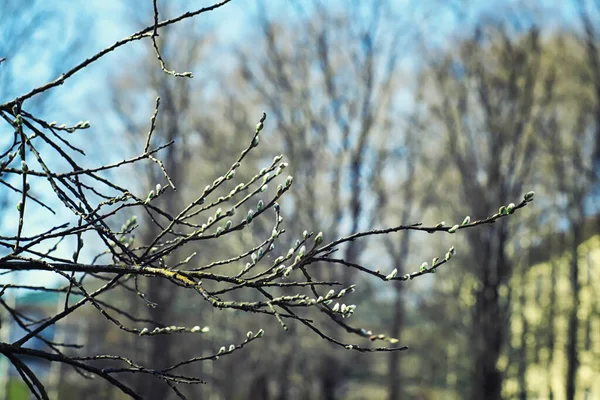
[135, 84, 186, 400]
[546, 232, 562, 400]
[387, 284, 404, 400]
[320, 355, 340, 400]
[468, 225, 510, 400]
[517, 259, 528, 400]
[248, 374, 271, 400]
[565, 206, 584, 400]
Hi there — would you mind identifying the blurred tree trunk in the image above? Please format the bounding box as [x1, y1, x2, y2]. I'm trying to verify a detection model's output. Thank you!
[386, 254, 407, 400]
[516, 257, 528, 400]
[136, 77, 187, 400]
[383, 125, 419, 400]
[469, 225, 509, 400]
[565, 204, 584, 400]
[248, 373, 270, 400]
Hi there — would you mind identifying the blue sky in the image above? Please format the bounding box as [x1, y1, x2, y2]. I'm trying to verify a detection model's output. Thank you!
[0, 0, 588, 291]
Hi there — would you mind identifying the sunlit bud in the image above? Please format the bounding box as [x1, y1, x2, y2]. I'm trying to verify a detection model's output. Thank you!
[461, 216, 470, 225]
[385, 268, 398, 280]
[448, 225, 459, 233]
[315, 232, 324, 245]
[255, 328, 264, 337]
[506, 203, 516, 214]
[524, 191, 535, 201]
[298, 246, 306, 258]
[419, 262, 428, 272]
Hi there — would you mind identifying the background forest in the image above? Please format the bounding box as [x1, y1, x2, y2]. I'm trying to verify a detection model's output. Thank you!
[1, 0, 599, 399]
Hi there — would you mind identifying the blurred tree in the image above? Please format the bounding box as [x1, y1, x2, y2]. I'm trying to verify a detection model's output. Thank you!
[233, 2, 422, 398]
[416, 22, 548, 400]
